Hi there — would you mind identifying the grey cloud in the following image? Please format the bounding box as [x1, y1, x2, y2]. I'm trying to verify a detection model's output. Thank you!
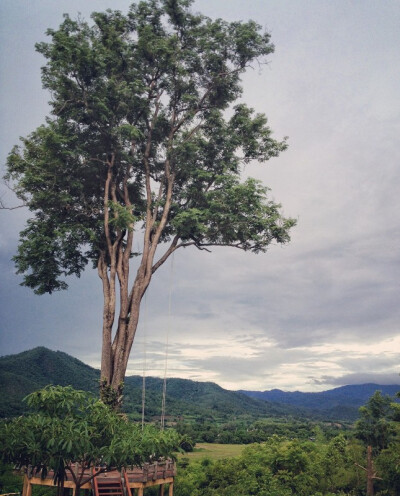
[1, 0, 400, 391]
[317, 373, 400, 388]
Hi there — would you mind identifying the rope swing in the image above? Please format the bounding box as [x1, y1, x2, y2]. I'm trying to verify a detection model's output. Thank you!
[140, 254, 175, 431]
[141, 292, 148, 431]
[161, 252, 175, 431]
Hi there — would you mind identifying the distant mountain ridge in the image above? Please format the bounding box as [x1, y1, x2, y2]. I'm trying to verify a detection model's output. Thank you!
[1, 347, 398, 421]
[239, 383, 400, 413]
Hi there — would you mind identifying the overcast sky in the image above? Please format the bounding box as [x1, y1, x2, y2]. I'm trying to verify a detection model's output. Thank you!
[1, 0, 399, 393]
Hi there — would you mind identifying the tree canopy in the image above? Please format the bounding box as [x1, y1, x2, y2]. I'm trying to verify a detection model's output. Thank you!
[355, 391, 397, 453]
[0, 386, 180, 494]
[5, 0, 296, 396]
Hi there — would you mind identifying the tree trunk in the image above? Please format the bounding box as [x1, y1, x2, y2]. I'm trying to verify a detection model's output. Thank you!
[99, 259, 151, 408]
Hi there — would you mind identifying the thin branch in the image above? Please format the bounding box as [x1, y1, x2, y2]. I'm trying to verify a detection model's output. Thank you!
[354, 463, 382, 480]
[0, 182, 28, 210]
[152, 235, 180, 273]
[80, 467, 108, 486]
[54, 99, 84, 115]
[64, 464, 78, 486]
[0, 200, 27, 210]
[181, 120, 203, 144]
[103, 154, 115, 256]
[194, 241, 247, 250]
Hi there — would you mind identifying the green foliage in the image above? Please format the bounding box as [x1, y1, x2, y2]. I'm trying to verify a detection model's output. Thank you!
[99, 378, 124, 410]
[0, 386, 180, 490]
[0, 461, 23, 495]
[5, 0, 295, 295]
[376, 442, 400, 495]
[176, 417, 351, 445]
[355, 390, 397, 452]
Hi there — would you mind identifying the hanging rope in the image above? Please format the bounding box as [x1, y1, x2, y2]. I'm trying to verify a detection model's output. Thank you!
[141, 292, 148, 430]
[161, 252, 175, 430]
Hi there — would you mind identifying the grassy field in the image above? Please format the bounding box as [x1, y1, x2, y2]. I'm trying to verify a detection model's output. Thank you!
[181, 443, 246, 460]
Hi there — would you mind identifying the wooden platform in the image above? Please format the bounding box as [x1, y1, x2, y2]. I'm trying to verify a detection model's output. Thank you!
[22, 462, 176, 496]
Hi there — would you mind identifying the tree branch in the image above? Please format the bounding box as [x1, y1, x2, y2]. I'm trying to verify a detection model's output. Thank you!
[152, 235, 180, 273]
[354, 463, 382, 480]
[0, 182, 27, 210]
[103, 154, 115, 257]
[0, 200, 27, 210]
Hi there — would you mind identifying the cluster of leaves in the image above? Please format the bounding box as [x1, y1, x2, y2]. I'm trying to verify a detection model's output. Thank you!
[0, 386, 180, 489]
[99, 378, 124, 410]
[355, 390, 399, 453]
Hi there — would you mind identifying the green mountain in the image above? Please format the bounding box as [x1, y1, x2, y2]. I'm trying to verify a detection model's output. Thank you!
[0, 347, 299, 420]
[2, 347, 397, 422]
[123, 375, 301, 420]
[0, 347, 99, 416]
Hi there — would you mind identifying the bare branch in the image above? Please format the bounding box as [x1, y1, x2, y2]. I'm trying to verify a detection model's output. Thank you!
[0, 200, 27, 210]
[103, 154, 115, 257]
[152, 235, 180, 273]
[0, 182, 27, 210]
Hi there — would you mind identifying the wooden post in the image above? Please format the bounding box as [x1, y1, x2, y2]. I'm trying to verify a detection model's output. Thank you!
[159, 483, 164, 496]
[22, 475, 31, 496]
[138, 488, 144, 496]
[168, 482, 173, 496]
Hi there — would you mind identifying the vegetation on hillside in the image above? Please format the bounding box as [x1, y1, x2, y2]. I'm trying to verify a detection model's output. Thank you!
[0, 347, 313, 420]
[3, 347, 398, 424]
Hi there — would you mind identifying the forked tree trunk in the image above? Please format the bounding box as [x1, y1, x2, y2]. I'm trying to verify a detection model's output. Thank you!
[98, 136, 177, 408]
[99, 266, 150, 407]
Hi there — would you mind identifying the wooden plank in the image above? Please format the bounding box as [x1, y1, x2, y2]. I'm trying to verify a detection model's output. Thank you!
[28, 478, 91, 490]
[128, 477, 174, 489]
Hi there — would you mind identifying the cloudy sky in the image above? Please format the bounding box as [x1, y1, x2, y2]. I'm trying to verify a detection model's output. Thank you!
[1, 0, 399, 392]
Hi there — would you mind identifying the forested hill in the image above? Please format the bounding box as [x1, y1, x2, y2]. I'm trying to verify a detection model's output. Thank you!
[0, 347, 300, 419]
[1, 347, 398, 421]
[0, 347, 100, 416]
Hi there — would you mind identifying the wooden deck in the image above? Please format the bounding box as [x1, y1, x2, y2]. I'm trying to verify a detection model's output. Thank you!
[22, 462, 176, 496]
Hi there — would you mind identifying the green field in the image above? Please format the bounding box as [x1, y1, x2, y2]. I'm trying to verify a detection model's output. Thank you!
[181, 443, 246, 460]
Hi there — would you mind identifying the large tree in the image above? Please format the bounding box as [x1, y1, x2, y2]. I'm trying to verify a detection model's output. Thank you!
[4, 0, 295, 402]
